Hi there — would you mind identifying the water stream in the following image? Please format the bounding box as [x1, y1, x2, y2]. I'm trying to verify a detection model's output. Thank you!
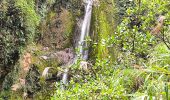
[61, 0, 93, 87]
[79, 0, 93, 60]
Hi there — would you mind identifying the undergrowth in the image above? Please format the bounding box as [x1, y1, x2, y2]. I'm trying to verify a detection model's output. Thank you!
[52, 0, 170, 99]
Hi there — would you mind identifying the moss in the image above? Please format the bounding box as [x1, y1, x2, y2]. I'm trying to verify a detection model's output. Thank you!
[97, 11, 110, 59]
[27, 44, 59, 99]
[40, 8, 75, 49]
[64, 12, 74, 37]
[91, 0, 118, 64]
[62, 11, 75, 48]
[0, 0, 76, 99]
[1, 43, 60, 99]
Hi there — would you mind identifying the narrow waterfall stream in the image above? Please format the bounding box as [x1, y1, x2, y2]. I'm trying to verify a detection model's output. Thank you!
[79, 0, 93, 60]
[61, 0, 93, 87]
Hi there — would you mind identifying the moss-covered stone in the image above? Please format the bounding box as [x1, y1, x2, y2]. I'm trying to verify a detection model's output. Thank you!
[90, 0, 118, 64]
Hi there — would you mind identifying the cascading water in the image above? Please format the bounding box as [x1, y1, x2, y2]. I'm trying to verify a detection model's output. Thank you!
[78, 0, 93, 60]
[61, 0, 93, 88]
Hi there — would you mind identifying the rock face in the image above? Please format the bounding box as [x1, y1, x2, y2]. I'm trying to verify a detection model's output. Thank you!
[36, 0, 85, 49]
[39, 8, 74, 49]
[0, 0, 84, 99]
[54, 48, 74, 65]
[0, 0, 130, 99]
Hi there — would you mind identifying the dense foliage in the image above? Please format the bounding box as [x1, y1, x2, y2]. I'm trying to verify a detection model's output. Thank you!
[0, 0, 84, 99]
[52, 0, 170, 99]
[0, 0, 170, 99]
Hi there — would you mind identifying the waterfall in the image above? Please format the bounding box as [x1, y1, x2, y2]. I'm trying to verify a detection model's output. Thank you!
[79, 0, 93, 60]
[61, 0, 93, 88]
